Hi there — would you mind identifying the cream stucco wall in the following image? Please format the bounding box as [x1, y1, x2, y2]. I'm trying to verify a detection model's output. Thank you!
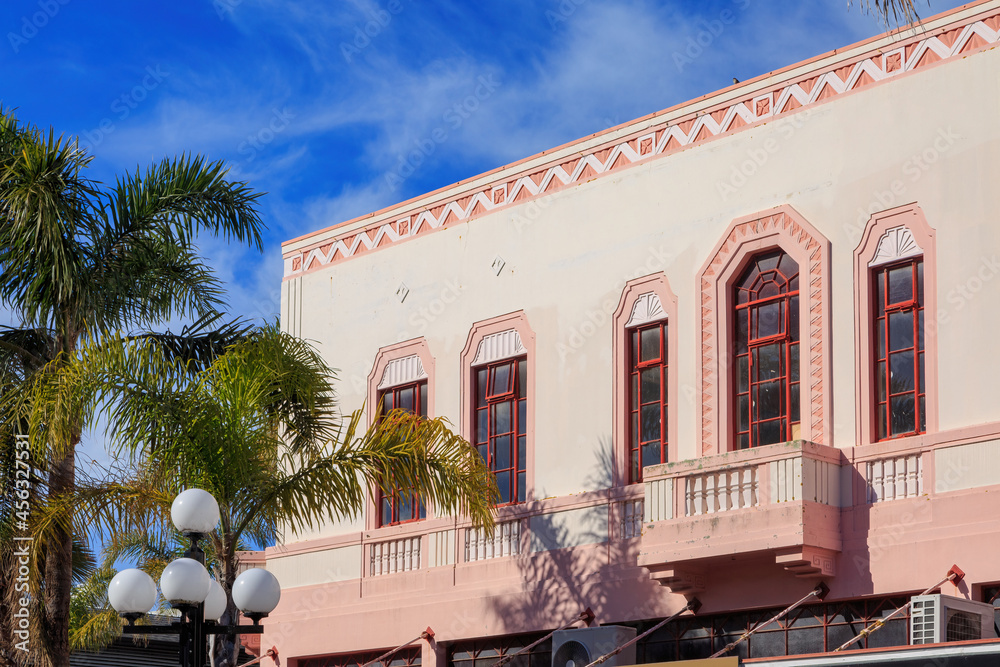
[280, 36, 999, 544]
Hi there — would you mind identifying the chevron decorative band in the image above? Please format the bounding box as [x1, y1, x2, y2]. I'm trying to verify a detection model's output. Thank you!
[284, 8, 1000, 278]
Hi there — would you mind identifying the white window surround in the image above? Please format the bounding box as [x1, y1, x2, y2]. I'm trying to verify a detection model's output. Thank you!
[376, 354, 428, 390]
[625, 292, 667, 328]
[471, 329, 526, 367]
[868, 225, 923, 268]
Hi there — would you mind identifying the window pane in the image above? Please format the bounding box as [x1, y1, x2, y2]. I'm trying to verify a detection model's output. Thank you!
[398, 493, 412, 521]
[493, 402, 511, 434]
[497, 472, 511, 504]
[630, 330, 639, 363]
[757, 252, 780, 272]
[789, 295, 799, 342]
[759, 278, 779, 299]
[640, 327, 660, 362]
[738, 433, 750, 450]
[630, 373, 639, 409]
[919, 352, 925, 392]
[778, 251, 799, 279]
[494, 435, 511, 469]
[919, 396, 926, 433]
[917, 261, 924, 303]
[918, 309, 925, 350]
[889, 351, 915, 393]
[398, 387, 415, 413]
[737, 356, 749, 392]
[888, 311, 914, 352]
[477, 368, 488, 404]
[878, 362, 887, 401]
[476, 408, 488, 444]
[757, 420, 781, 447]
[887, 265, 913, 305]
[477, 443, 487, 462]
[631, 413, 639, 448]
[891, 395, 916, 436]
[419, 383, 428, 417]
[877, 317, 886, 357]
[756, 343, 781, 380]
[790, 343, 799, 381]
[517, 473, 525, 502]
[640, 404, 660, 442]
[383, 391, 394, 413]
[736, 310, 749, 354]
[756, 301, 783, 339]
[640, 367, 661, 403]
[757, 380, 781, 420]
[518, 399, 526, 435]
[517, 436, 526, 469]
[877, 406, 887, 440]
[875, 268, 886, 309]
[382, 496, 393, 526]
[491, 363, 512, 396]
[517, 359, 527, 397]
[737, 395, 749, 431]
[642, 442, 660, 469]
[790, 384, 800, 423]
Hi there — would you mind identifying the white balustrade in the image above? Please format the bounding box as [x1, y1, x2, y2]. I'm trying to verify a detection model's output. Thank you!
[867, 454, 923, 503]
[465, 520, 521, 562]
[618, 499, 644, 539]
[369, 536, 422, 576]
[685, 466, 758, 516]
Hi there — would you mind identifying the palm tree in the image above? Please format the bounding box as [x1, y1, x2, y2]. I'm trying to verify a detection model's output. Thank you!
[0, 107, 265, 667]
[854, 0, 920, 24]
[28, 326, 497, 667]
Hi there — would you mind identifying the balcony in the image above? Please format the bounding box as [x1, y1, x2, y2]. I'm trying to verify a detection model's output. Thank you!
[638, 440, 845, 592]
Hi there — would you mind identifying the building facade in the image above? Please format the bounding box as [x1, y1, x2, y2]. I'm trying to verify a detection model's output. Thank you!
[266, 2, 1000, 665]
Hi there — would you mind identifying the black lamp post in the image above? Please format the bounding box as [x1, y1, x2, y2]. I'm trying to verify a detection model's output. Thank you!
[108, 488, 281, 667]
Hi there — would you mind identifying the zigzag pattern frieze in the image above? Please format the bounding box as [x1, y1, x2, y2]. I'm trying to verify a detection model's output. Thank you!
[287, 12, 1000, 276]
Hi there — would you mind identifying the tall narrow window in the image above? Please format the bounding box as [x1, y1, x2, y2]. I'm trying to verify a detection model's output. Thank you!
[628, 321, 668, 483]
[474, 358, 527, 505]
[873, 258, 925, 440]
[377, 380, 428, 526]
[734, 249, 800, 449]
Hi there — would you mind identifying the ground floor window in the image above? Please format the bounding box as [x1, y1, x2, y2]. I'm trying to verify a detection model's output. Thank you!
[450, 632, 550, 667]
[302, 647, 420, 667]
[631, 596, 910, 661]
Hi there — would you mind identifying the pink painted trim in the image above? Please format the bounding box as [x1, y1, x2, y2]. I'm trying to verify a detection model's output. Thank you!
[282, 3, 1000, 278]
[611, 273, 679, 484]
[697, 206, 831, 456]
[853, 204, 938, 447]
[459, 311, 536, 503]
[365, 338, 437, 528]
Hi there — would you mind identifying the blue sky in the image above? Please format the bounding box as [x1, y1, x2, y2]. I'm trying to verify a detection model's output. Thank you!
[1, 0, 964, 469]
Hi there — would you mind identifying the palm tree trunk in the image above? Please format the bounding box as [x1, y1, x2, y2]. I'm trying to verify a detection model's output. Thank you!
[42, 445, 75, 667]
[210, 536, 242, 667]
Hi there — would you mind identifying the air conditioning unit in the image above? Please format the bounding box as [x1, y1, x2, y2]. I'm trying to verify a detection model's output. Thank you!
[552, 626, 636, 667]
[910, 594, 997, 644]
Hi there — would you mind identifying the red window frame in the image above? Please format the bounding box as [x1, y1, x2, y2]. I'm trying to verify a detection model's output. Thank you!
[376, 380, 428, 527]
[873, 258, 925, 441]
[473, 358, 527, 506]
[627, 321, 668, 484]
[733, 250, 801, 450]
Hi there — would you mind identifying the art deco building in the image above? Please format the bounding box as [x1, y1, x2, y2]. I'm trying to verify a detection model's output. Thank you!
[259, 2, 1000, 665]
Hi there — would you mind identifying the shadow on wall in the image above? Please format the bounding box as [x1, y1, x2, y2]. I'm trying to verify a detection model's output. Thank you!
[487, 439, 662, 636]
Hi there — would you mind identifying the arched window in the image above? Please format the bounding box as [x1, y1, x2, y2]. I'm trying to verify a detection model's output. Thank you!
[733, 249, 801, 449]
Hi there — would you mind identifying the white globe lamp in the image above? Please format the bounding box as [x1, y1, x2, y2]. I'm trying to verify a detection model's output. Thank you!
[108, 569, 157, 618]
[203, 580, 228, 622]
[171, 488, 220, 535]
[160, 557, 211, 605]
[232, 568, 281, 620]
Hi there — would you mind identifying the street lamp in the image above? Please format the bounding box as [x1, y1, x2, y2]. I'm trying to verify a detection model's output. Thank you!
[108, 488, 281, 667]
